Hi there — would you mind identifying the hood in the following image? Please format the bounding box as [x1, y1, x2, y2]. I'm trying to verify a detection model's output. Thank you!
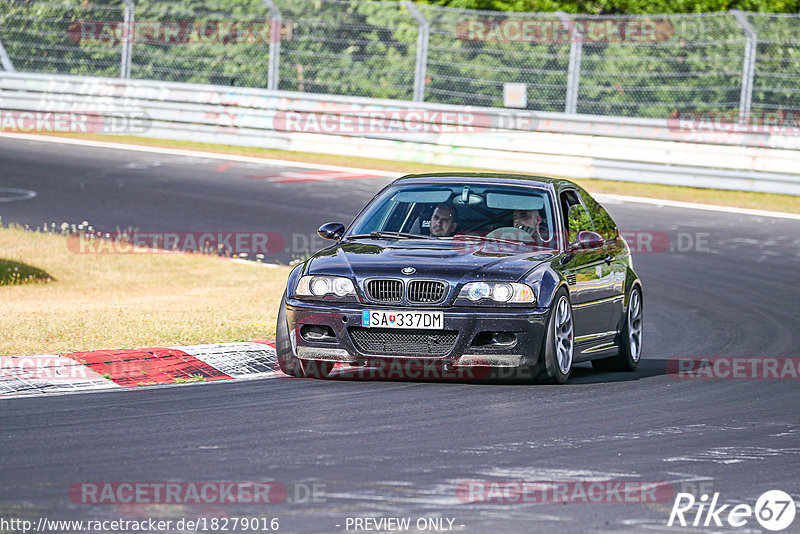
[306, 238, 557, 283]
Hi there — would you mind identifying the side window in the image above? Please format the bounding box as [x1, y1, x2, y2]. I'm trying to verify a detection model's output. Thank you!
[567, 205, 595, 242]
[560, 190, 595, 243]
[578, 190, 618, 242]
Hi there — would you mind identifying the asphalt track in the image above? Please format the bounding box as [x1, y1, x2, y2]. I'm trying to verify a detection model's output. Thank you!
[2, 136, 800, 533]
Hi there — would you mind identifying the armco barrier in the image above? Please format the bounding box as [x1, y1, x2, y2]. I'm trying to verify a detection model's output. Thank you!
[1, 72, 800, 195]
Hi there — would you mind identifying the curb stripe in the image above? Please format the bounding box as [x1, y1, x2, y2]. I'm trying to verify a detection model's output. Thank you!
[70, 347, 233, 387]
[173, 343, 277, 379]
[0, 355, 121, 396]
[1, 342, 279, 398]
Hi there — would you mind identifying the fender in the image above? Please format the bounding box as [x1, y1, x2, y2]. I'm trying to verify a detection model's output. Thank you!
[285, 264, 304, 299]
[521, 261, 566, 309]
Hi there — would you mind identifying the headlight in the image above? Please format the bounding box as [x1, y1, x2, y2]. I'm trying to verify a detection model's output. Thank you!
[459, 282, 536, 304]
[492, 283, 513, 302]
[332, 277, 355, 296]
[296, 275, 356, 299]
[466, 282, 491, 301]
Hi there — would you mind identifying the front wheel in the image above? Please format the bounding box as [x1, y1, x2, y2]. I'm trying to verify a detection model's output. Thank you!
[592, 285, 643, 372]
[276, 297, 335, 379]
[537, 288, 574, 384]
[276, 296, 305, 377]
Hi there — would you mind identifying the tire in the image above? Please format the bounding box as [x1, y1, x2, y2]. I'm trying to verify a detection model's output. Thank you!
[276, 295, 305, 378]
[592, 285, 643, 372]
[537, 287, 574, 384]
[276, 296, 335, 379]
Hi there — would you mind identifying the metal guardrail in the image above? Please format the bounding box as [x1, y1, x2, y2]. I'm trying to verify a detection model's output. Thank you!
[1, 72, 799, 195]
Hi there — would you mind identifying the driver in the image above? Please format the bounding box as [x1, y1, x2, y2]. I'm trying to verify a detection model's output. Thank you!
[513, 209, 541, 234]
[430, 203, 458, 237]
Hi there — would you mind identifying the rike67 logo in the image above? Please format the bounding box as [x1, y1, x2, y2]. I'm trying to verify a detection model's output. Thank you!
[668, 490, 796, 531]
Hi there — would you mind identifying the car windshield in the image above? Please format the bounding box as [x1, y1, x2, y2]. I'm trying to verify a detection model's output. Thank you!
[348, 183, 557, 248]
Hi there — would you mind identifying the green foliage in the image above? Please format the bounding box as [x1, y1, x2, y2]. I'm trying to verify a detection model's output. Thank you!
[0, 1, 797, 117]
[414, 0, 800, 14]
[578, 189, 618, 240]
[567, 204, 594, 241]
[0, 259, 53, 286]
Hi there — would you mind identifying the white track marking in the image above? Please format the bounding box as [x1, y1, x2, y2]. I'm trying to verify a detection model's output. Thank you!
[0, 187, 36, 203]
[596, 193, 800, 221]
[477, 467, 641, 481]
[0, 132, 399, 177]
[664, 446, 800, 464]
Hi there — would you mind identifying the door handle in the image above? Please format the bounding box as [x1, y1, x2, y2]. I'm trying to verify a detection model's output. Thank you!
[604, 254, 613, 264]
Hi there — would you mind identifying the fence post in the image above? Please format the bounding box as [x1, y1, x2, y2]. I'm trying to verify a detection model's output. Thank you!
[262, 0, 282, 91]
[732, 10, 756, 125]
[404, 2, 429, 102]
[120, 0, 134, 78]
[0, 38, 15, 71]
[557, 12, 582, 114]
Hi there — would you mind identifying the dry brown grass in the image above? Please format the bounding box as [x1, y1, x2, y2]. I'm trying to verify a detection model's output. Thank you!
[0, 226, 291, 356]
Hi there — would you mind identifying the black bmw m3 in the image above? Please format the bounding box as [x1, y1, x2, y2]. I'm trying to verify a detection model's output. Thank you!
[276, 173, 643, 383]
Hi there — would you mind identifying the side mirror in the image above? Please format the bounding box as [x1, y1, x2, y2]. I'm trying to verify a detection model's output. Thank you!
[318, 222, 345, 241]
[569, 230, 604, 251]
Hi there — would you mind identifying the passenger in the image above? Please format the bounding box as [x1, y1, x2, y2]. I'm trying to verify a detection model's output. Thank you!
[513, 209, 550, 243]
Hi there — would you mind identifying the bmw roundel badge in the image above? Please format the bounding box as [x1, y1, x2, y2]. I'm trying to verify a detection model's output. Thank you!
[402, 266, 416, 275]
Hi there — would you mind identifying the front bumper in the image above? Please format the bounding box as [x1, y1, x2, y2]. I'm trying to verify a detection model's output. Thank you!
[284, 298, 549, 370]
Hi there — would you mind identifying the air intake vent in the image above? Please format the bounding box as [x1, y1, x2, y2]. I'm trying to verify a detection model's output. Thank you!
[350, 328, 458, 356]
[366, 279, 403, 303]
[567, 273, 577, 286]
[408, 280, 447, 303]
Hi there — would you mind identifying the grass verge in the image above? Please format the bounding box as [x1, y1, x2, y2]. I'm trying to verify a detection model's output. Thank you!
[33, 131, 800, 215]
[0, 225, 291, 356]
[0, 258, 53, 286]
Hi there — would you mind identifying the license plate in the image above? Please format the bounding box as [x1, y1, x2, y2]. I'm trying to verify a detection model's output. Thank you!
[362, 310, 444, 329]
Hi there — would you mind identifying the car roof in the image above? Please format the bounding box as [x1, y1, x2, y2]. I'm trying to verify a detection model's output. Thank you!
[392, 172, 578, 192]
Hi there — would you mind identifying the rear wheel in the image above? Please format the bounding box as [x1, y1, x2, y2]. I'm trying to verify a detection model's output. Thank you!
[537, 288, 573, 384]
[592, 285, 643, 372]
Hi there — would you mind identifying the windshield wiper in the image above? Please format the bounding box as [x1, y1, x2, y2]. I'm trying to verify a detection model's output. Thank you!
[347, 231, 434, 240]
